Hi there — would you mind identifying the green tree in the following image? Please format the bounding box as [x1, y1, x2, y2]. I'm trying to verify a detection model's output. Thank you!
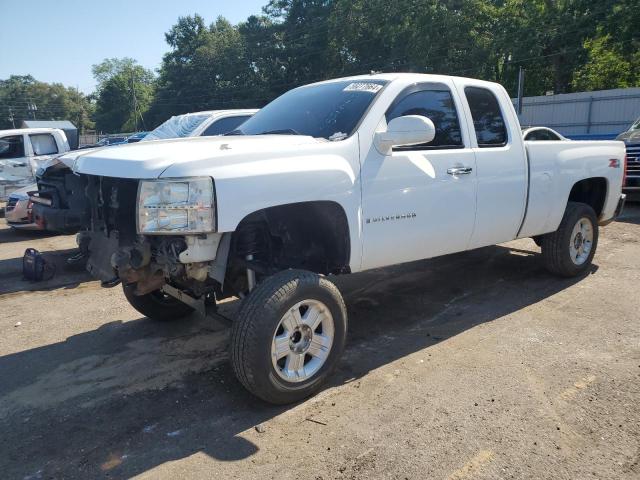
[92, 58, 155, 133]
[0, 75, 94, 131]
[493, 0, 626, 95]
[572, 35, 637, 91]
[264, 0, 334, 86]
[146, 0, 640, 124]
[328, 0, 498, 78]
[148, 15, 265, 125]
[146, 15, 212, 124]
[239, 14, 285, 103]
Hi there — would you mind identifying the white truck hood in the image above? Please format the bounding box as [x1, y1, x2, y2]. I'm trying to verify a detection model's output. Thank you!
[38, 147, 101, 175]
[72, 135, 324, 179]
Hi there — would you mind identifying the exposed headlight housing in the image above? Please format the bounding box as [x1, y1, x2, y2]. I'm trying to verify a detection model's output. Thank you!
[137, 178, 215, 234]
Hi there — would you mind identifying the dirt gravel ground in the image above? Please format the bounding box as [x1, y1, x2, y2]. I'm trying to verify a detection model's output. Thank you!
[0, 205, 638, 480]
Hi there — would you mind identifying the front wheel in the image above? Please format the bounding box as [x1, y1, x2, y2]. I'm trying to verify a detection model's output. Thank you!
[541, 202, 599, 277]
[230, 269, 347, 404]
[122, 284, 194, 321]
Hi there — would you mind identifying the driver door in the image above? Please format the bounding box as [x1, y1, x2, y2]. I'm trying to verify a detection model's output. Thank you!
[360, 83, 477, 270]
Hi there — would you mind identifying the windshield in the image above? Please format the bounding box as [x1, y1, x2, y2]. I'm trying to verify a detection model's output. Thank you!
[143, 113, 211, 141]
[630, 117, 640, 131]
[231, 80, 388, 140]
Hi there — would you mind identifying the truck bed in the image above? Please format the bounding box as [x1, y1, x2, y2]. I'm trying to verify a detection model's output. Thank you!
[518, 140, 626, 239]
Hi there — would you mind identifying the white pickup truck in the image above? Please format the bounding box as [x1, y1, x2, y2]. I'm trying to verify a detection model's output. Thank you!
[47, 74, 626, 404]
[0, 127, 70, 200]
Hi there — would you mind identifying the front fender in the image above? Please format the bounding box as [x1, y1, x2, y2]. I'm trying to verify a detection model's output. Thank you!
[160, 139, 363, 270]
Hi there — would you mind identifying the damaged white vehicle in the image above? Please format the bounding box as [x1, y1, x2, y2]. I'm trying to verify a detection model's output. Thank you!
[37, 74, 626, 403]
[0, 127, 70, 201]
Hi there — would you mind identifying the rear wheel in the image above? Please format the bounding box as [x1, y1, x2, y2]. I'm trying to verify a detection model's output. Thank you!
[122, 284, 194, 321]
[231, 269, 347, 404]
[541, 202, 599, 277]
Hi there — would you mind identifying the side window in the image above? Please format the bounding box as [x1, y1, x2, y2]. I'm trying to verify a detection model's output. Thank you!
[386, 88, 463, 150]
[464, 87, 508, 147]
[0, 135, 25, 159]
[545, 130, 561, 140]
[526, 129, 560, 141]
[202, 115, 251, 136]
[29, 134, 58, 155]
[525, 130, 544, 141]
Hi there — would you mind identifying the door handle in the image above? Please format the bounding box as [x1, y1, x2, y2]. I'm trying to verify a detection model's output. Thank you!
[446, 166, 473, 175]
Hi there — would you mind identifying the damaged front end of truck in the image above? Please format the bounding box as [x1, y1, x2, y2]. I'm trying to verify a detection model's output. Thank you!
[62, 174, 232, 315]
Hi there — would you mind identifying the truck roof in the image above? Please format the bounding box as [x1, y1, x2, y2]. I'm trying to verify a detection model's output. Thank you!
[0, 127, 66, 136]
[22, 120, 76, 130]
[305, 72, 499, 89]
[173, 109, 259, 118]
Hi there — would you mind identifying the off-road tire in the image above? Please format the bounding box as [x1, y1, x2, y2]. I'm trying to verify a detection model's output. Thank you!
[231, 269, 347, 404]
[541, 201, 599, 277]
[122, 284, 194, 321]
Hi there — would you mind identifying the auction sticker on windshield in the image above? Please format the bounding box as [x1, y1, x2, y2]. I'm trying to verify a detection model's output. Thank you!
[343, 82, 383, 93]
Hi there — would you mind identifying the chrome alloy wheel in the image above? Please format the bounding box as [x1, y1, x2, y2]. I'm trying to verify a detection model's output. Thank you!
[271, 299, 334, 383]
[569, 216, 594, 265]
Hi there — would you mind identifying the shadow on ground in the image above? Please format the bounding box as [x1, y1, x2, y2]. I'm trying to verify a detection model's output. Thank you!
[0, 247, 91, 295]
[0, 224, 60, 245]
[615, 201, 640, 225]
[0, 240, 599, 479]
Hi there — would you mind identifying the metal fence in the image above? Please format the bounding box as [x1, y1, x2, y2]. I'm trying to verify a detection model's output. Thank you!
[79, 131, 137, 146]
[514, 87, 640, 137]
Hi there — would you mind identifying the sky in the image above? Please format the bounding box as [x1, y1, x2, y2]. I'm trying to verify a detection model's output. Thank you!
[0, 0, 268, 93]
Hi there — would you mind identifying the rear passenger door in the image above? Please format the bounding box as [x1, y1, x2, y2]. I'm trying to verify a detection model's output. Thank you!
[361, 82, 477, 270]
[459, 85, 528, 248]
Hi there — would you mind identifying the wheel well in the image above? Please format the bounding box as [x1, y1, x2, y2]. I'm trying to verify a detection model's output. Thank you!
[226, 201, 350, 291]
[568, 177, 607, 217]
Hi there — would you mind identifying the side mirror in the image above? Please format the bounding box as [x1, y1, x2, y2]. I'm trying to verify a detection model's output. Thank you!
[374, 115, 436, 154]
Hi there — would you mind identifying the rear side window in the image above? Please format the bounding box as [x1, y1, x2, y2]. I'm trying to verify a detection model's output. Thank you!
[525, 129, 559, 141]
[202, 115, 251, 136]
[465, 87, 507, 147]
[0, 135, 25, 159]
[386, 88, 463, 150]
[30, 134, 58, 155]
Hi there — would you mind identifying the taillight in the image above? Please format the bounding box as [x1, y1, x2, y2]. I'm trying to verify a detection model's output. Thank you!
[623, 154, 628, 187]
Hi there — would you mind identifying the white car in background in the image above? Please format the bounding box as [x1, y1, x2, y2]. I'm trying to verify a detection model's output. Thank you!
[522, 126, 568, 141]
[142, 109, 258, 142]
[5, 184, 39, 230]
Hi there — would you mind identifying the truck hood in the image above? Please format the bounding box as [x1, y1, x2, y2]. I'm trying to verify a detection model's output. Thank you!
[72, 135, 325, 179]
[38, 147, 101, 176]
